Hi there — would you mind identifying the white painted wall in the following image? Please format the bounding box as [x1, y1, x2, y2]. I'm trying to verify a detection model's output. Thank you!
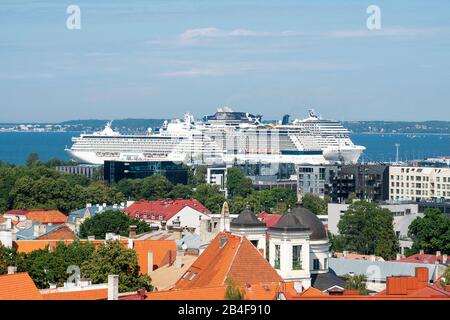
[166, 206, 210, 233]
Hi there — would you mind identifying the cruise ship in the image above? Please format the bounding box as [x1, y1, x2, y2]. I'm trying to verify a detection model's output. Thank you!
[65, 108, 365, 166]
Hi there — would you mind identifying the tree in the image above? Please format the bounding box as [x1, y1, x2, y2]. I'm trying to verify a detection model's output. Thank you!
[328, 231, 345, 253]
[345, 192, 358, 204]
[0, 245, 22, 275]
[226, 167, 253, 198]
[224, 278, 245, 300]
[344, 274, 368, 295]
[141, 174, 173, 200]
[407, 208, 450, 255]
[26, 153, 40, 167]
[79, 210, 150, 239]
[228, 196, 248, 215]
[169, 184, 194, 199]
[193, 184, 226, 213]
[441, 266, 450, 288]
[115, 179, 143, 199]
[81, 241, 152, 293]
[302, 193, 327, 215]
[337, 201, 398, 259]
[18, 247, 67, 289]
[192, 165, 207, 185]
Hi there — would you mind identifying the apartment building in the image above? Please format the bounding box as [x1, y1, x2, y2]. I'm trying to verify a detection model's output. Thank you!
[389, 166, 450, 201]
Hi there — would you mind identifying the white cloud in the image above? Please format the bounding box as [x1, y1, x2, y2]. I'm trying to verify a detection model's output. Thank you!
[178, 26, 449, 42]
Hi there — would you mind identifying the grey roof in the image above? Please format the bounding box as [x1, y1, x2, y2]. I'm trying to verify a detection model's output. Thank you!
[16, 222, 63, 240]
[311, 269, 346, 291]
[329, 258, 437, 282]
[230, 209, 266, 228]
[291, 207, 328, 240]
[68, 205, 124, 223]
[269, 211, 310, 232]
[176, 232, 201, 250]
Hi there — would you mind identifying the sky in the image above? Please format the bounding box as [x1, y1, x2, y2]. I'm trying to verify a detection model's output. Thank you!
[1, 0, 450, 123]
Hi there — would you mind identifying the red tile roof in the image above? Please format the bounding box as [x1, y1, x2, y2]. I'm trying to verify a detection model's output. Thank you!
[257, 212, 282, 228]
[146, 283, 280, 300]
[392, 254, 449, 265]
[3, 209, 28, 216]
[133, 239, 177, 274]
[0, 273, 43, 300]
[376, 267, 450, 298]
[25, 210, 68, 224]
[174, 232, 283, 290]
[41, 288, 108, 300]
[124, 198, 210, 221]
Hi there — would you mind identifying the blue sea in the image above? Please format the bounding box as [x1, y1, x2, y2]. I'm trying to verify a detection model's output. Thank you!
[0, 132, 448, 165]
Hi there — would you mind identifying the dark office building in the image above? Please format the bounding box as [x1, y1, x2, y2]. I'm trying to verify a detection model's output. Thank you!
[327, 164, 389, 203]
[104, 161, 189, 185]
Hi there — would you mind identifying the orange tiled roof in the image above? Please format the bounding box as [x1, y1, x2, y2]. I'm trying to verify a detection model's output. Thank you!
[13, 239, 129, 254]
[133, 239, 177, 274]
[146, 283, 280, 300]
[25, 210, 68, 224]
[41, 288, 108, 300]
[174, 232, 282, 289]
[0, 273, 43, 300]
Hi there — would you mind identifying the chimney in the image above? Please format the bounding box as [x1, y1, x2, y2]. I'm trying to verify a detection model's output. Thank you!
[436, 251, 441, 257]
[175, 250, 183, 269]
[107, 275, 119, 300]
[343, 250, 348, 258]
[7, 266, 17, 275]
[33, 224, 46, 237]
[293, 282, 303, 294]
[419, 249, 424, 255]
[147, 251, 153, 274]
[443, 254, 448, 264]
[370, 254, 376, 261]
[86, 203, 92, 208]
[396, 253, 402, 261]
[128, 225, 137, 238]
[88, 235, 95, 241]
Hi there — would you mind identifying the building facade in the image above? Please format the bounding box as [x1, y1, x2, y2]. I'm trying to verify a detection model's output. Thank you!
[389, 166, 450, 201]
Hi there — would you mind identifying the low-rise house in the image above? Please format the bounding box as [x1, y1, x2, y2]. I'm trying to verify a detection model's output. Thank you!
[68, 203, 127, 232]
[124, 199, 210, 232]
[15, 222, 76, 241]
[329, 257, 441, 292]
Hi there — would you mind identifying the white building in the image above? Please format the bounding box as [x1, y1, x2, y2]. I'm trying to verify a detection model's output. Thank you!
[327, 202, 423, 254]
[389, 166, 450, 201]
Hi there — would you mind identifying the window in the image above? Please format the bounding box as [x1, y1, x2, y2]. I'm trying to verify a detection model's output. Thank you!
[324, 258, 328, 270]
[313, 259, 320, 270]
[292, 245, 302, 270]
[250, 240, 258, 247]
[181, 271, 190, 279]
[274, 245, 280, 269]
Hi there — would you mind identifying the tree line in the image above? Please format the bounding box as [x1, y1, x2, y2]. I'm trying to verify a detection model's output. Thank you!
[0, 240, 152, 292]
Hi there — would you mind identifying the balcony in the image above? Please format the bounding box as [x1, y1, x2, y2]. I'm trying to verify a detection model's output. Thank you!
[292, 260, 302, 270]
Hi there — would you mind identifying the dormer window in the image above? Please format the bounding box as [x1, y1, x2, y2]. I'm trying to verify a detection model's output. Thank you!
[181, 271, 190, 279]
[189, 273, 197, 281]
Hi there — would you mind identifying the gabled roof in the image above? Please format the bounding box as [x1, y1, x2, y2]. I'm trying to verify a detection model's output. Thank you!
[25, 209, 68, 224]
[311, 269, 346, 292]
[174, 232, 282, 289]
[16, 222, 62, 240]
[41, 288, 108, 300]
[68, 205, 126, 223]
[146, 283, 280, 300]
[257, 212, 282, 228]
[124, 198, 210, 221]
[392, 254, 449, 265]
[0, 273, 43, 300]
[3, 209, 28, 216]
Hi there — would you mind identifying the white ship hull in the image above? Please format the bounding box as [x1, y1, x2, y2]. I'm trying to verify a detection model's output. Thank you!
[323, 145, 366, 164]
